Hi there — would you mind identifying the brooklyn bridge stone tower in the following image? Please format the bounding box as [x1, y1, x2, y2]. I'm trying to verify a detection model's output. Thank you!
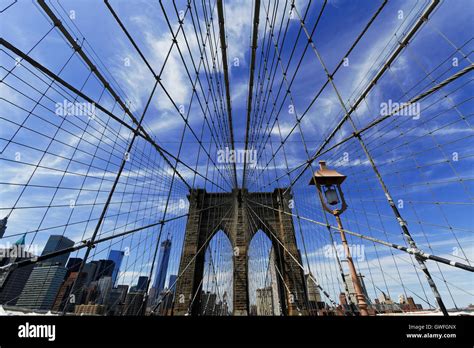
[173, 188, 309, 316]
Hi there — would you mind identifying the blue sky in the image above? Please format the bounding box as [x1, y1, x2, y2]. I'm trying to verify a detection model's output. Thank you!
[0, 0, 473, 311]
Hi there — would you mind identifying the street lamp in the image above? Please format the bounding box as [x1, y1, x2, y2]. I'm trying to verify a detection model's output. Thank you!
[310, 161, 369, 316]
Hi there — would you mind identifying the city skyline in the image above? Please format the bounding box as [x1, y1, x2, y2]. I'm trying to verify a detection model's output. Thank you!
[0, 0, 472, 318]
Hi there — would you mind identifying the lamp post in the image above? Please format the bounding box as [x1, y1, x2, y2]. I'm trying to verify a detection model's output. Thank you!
[310, 161, 369, 316]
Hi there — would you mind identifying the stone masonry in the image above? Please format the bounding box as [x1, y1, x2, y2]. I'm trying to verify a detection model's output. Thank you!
[173, 188, 308, 316]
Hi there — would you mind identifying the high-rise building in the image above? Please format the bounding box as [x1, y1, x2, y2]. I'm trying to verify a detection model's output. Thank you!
[0, 216, 7, 239]
[147, 287, 157, 306]
[41, 235, 74, 267]
[84, 281, 99, 304]
[250, 304, 257, 316]
[268, 248, 281, 315]
[305, 273, 322, 302]
[108, 284, 129, 315]
[66, 258, 83, 273]
[124, 291, 145, 316]
[168, 274, 178, 293]
[91, 259, 115, 281]
[200, 291, 217, 315]
[0, 235, 35, 306]
[344, 273, 370, 305]
[96, 276, 113, 305]
[116, 285, 129, 303]
[256, 287, 273, 316]
[305, 273, 322, 315]
[219, 292, 230, 315]
[136, 276, 148, 292]
[107, 250, 124, 286]
[52, 271, 87, 312]
[152, 239, 171, 299]
[155, 290, 175, 316]
[16, 264, 67, 310]
[0, 263, 35, 306]
[82, 262, 98, 286]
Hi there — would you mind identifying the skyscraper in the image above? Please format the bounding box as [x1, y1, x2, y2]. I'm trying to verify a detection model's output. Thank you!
[168, 274, 178, 292]
[152, 239, 171, 298]
[344, 273, 370, 305]
[16, 264, 67, 310]
[305, 274, 322, 302]
[107, 285, 129, 315]
[268, 248, 281, 315]
[0, 234, 35, 306]
[0, 216, 7, 238]
[124, 291, 145, 316]
[256, 287, 273, 315]
[52, 271, 87, 312]
[305, 273, 322, 315]
[136, 276, 148, 292]
[91, 259, 115, 281]
[156, 290, 175, 316]
[96, 276, 113, 305]
[200, 291, 217, 315]
[41, 235, 74, 267]
[66, 258, 83, 273]
[107, 250, 124, 286]
[82, 261, 98, 286]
